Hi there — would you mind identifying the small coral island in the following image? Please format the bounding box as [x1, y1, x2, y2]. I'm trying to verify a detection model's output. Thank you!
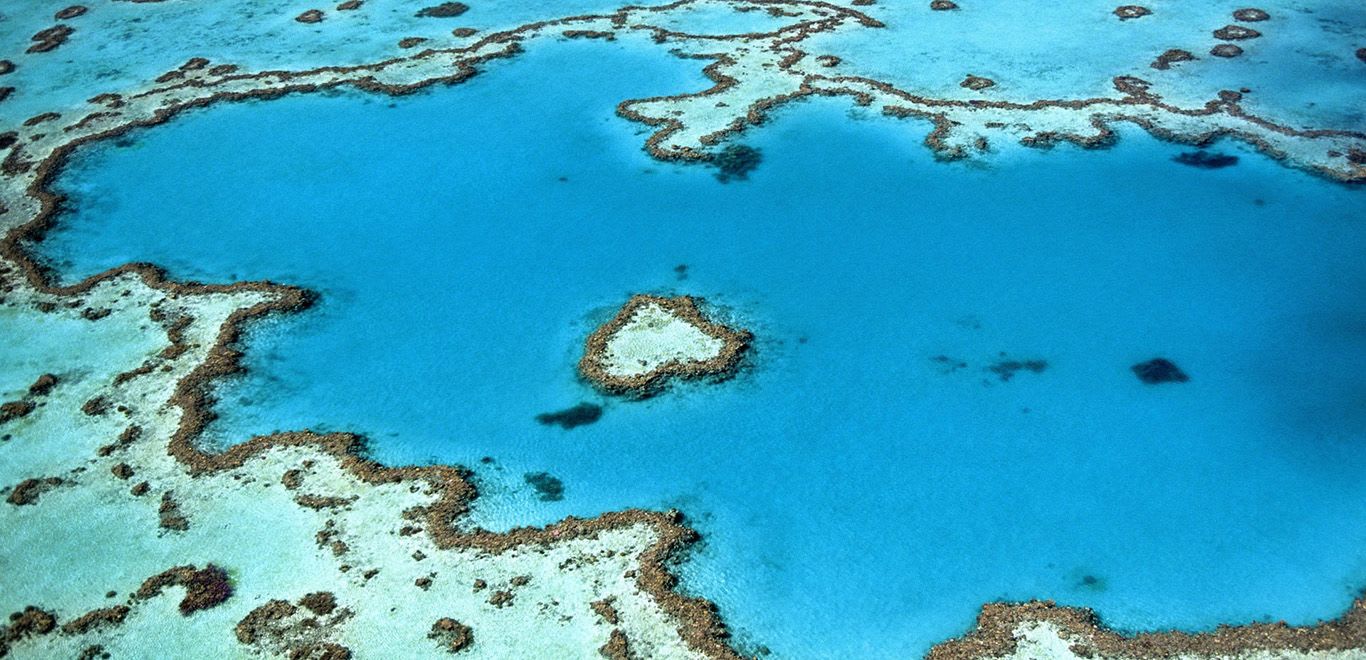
[579, 295, 750, 397]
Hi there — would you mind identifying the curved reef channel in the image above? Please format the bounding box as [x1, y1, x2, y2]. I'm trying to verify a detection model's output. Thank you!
[2, 0, 1365, 658]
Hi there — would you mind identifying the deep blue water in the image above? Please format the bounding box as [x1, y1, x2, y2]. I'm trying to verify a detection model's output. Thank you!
[37, 38, 1366, 657]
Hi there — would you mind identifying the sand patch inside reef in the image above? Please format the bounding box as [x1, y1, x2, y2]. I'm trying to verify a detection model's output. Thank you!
[600, 302, 725, 378]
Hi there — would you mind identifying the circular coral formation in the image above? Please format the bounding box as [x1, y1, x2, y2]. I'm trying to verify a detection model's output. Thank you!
[398, 37, 428, 48]
[451, 27, 478, 37]
[1113, 5, 1151, 20]
[1232, 8, 1270, 22]
[930, 0, 958, 9]
[1211, 43, 1244, 58]
[295, 9, 324, 23]
[1214, 24, 1261, 40]
[336, 0, 363, 9]
[815, 55, 841, 67]
[960, 74, 995, 91]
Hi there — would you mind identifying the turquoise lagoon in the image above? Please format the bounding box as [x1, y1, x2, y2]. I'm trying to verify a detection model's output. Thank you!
[35, 39, 1366, 657]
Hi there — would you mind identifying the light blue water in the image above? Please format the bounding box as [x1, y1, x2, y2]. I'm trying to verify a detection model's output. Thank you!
[0, 0, 634, 123]
[36, 38, 1366, 658]
[802, 0, 1366, 130]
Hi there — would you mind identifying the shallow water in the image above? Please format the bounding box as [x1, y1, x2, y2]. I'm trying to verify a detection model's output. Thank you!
[801, 0, 1366, 129]
[36, 36, 1366, 658]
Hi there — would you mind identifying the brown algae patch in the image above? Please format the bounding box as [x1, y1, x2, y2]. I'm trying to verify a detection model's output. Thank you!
[579, 294, 750, 396]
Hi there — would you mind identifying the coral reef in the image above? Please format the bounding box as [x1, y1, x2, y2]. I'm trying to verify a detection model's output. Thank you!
[1211, 44, 1244, 58]
[579, 295, 751, 396]
[1113, 6, 1151, 20]
[135, 565, 234, 615]
[416, 3, 470, 18]
[428, 618, 473, 653]
[1232, 8, 1270, 22]
[960, 74, 995, 91]
[27, 26, 76, 54]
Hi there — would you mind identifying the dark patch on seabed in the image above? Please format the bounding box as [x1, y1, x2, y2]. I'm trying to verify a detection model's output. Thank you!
[524, 472, 565, 501]
[1132, 358, 1189, 384]
[713, 144, 762, 182]
[987, 357, 1047, 382]
[535, 402, 603, 429]
[931, 354, 968, 374]
[1173, 150, 1239, 169]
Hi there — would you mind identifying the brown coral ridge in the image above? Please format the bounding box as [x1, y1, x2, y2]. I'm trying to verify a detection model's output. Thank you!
[158, 491, 189, 530]
[1215, 24, 1262, 41]
[930, 0, 958, 10]
[6, 476, 64, 505]
[0, 400, 36, 424]
[236, 593, 353, 657]
[416, 2, 470, 18]
[612, 15, 1361, 182]
[296, 9, 325, 24]
[0, 607, 57, 656]
[28, 373, 58, 396]
[591, 598, 621, 625]
[56, 5, 89, 20]
[959, 74, 994, 91]
[1211, 43, 1244, 58]
[135, 564, 233, 615]
[1151, 48, 1196, 70]
[578, 294, 752, 397]
[927, 597, 1366, 659]
[600, 628, 633, 659]
[1232, 8, 1270, 22]
[60, 605, 129, 635]
[27, 25, 77, 54]
[428, 617, 474, 653]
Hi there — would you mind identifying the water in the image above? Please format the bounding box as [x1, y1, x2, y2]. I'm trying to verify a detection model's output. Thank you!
[35, 36, 1366, 658]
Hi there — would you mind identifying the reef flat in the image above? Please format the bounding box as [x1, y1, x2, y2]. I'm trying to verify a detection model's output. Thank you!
[1, 0, 1364, 658]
